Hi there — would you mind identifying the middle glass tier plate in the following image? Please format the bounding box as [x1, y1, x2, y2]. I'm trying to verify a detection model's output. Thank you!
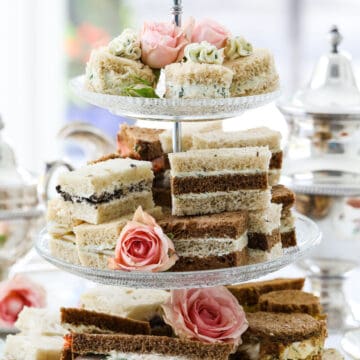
[35, 214, 321, 289]
[70, 75, 280, 121]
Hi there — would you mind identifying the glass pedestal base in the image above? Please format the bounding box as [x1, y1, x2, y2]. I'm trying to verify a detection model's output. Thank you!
[299, 257, 360, 332]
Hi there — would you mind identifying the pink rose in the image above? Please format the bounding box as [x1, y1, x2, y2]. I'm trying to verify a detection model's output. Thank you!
[0, 275, 46, 327]
[140, 21, 189, 68]
[162, 287, 248, 348]
[347, 198, 360, 209]
[109, 206, 178, 272]
[189, 18, 230, 49]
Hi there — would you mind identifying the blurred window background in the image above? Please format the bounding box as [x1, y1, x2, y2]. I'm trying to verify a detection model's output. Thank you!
[0, 0, 359, 172]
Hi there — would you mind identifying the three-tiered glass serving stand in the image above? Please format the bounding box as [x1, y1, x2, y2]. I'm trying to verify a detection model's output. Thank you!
[35, 0, 321, 289]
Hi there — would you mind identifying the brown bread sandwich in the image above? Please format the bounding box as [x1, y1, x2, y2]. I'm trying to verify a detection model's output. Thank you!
[233, 312, 326, 360]
[227, 278, 305, 311]
[64, 333, 233, 360]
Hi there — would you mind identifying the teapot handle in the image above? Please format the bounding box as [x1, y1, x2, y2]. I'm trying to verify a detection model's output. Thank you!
[41, 160, 74, 203]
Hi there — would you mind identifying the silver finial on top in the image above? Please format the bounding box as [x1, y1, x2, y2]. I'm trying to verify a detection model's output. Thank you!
[172, 0, 183, 27]
[328, 25, 343, 54]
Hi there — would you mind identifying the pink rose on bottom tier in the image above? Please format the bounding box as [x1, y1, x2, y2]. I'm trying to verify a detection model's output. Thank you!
[0, 275, 46, 327]
[109, 206, 178, 272]
[162, 287, 248, 348]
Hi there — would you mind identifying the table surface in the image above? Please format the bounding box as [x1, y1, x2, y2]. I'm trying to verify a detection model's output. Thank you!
[1, 251, 360, 358]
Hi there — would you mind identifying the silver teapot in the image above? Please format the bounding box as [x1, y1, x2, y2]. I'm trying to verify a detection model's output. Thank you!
[278, 26, 360, 331]
[0, 118, 115, 280]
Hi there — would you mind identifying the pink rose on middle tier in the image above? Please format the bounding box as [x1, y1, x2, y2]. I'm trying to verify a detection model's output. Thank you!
[189, 18, 231, 49]
[162, 287, 248, 348]
[109, 206, 178, 272]
[140, 21, 190, 69]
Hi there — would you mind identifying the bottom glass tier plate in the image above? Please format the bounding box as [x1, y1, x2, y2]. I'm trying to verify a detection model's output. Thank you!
[35, 214, 321, 289]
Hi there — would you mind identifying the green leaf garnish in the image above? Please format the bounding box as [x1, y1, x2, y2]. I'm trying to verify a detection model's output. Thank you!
[131, 75, 153, 87]
[124, 84, 159, 98]
[167, 233, 175, 240]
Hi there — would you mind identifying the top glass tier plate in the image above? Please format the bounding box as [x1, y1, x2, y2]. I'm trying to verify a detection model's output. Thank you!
[70, 75, 280, 122]
[35, 214, 321, 289]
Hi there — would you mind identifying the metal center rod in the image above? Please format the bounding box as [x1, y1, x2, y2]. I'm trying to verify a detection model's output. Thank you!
[172, 121, 182, 153]
[171, 0, 183, 153]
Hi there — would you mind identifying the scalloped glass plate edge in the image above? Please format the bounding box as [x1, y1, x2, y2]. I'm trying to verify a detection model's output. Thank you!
[35, 214, 321, 289]
[70, 75, 281, 122]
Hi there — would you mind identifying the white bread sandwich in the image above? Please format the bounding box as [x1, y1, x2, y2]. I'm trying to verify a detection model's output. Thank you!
[14, 307, 66, 337]
[47, 198, 82, 265]
[79, 286, 170, 322]
[55, 158, 154, 224]
[4, 307, 65, 360]
[165, 42, 233, 99]
[4, 335, 63, 360]
[169, 147, 272, 216]
[74, 206, 163, 269]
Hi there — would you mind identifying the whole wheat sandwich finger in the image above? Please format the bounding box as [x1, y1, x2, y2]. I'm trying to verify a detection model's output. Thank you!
[224, 48, 280, 97]
[227, 278, 305, 311]
[271, 185, 297, 248]
[158, 211, 249, 271]
[234, 312, 326, 360]
[66, 333, 233, 360]
[258, 290, 324, 318]
[169, 147, 272, 216]
[116, 124, 171, 207]
[191, 126, 283, 186]
[60, 307, 151, 335]
[159, 121, 223, 154]
[117, 124, 165, 162]
[247, 203, 283, 264]
[55, 158, 155, 224]
[74, 206, 163, 269]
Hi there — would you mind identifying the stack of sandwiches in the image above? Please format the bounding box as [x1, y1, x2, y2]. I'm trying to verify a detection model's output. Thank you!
[48, 157, 163, 268]
[62, 286, 233, 360]
[228, 278, 327, 360]
[3, 307, 66, 360]
[3, 278, 332, 360]
[48, 121, 297, 271]
[271, 185, 297, 248]
[116, 122, 223, 208]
